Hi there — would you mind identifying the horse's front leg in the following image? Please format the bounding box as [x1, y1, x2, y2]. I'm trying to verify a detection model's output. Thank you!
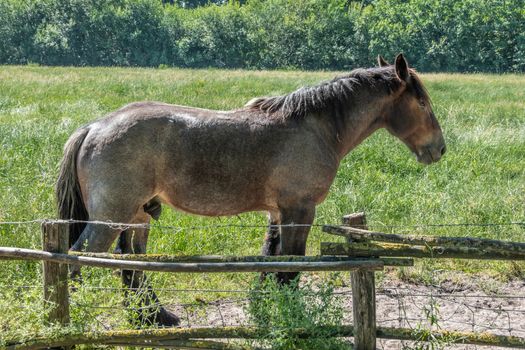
[275, 203, 316, 284]
[260, 211, 281, 281]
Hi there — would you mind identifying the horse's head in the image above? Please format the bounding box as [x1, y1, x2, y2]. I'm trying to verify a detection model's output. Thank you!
[379, 54, 446, 165]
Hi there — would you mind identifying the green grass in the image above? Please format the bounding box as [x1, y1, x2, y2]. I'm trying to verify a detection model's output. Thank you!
[0, 66, 524, 340]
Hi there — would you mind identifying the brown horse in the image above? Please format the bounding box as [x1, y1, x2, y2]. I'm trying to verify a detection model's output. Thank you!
[56, 54, 445, 326]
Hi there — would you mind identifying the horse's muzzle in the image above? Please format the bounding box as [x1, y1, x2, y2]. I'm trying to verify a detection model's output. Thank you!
[415, 142, 446, 165]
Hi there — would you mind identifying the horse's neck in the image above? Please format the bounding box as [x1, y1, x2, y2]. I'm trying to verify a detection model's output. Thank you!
[335, 94, 390, 159]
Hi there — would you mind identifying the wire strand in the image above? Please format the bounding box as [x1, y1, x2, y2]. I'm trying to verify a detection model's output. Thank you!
[0, 218, 524, 230]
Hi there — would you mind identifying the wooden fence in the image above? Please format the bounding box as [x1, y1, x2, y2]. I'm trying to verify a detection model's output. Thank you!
[2, 214, 525, 350]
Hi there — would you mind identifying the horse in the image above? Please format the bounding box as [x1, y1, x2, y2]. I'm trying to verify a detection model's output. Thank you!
[56, 54, 446, 326]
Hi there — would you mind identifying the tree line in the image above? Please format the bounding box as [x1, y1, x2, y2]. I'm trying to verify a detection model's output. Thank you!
[0, 0, 523, 72]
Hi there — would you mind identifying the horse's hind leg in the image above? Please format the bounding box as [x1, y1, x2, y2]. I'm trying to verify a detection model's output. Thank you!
[71, 223, 120, 252]
[114, 197, 162, 254]
[118, 215, 180, 327]
[69, 223, 122, 280]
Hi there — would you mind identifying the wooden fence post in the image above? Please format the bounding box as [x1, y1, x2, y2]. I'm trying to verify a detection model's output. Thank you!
[343, 213, 376, 350]
[42, 221, 70, 327]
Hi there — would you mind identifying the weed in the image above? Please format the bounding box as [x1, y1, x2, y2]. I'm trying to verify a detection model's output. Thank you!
[245, 274, 350, 350]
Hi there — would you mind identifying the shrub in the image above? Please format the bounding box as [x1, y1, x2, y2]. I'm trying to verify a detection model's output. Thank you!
[245, 276, 349, 350]
[0, 0, 523, 72]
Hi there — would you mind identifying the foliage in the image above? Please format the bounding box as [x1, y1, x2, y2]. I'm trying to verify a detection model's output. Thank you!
[169, 3, 255, 68]
[353, 0, 525, 72]
[0, 0, 524, 71]
[238, 0, 356, 69]
[31, 0, 170, 66]
[0, 66, 524, 342]
[403, 263, 456, 350]
[245, 275, 348, 350]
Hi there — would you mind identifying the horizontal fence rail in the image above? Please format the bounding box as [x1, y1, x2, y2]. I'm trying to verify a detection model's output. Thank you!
[1, 219, 524, 229]
[6, 325, 525, 350]
[320, 242, 525, 260]
[322, 225, 525, 260]
[70, 251, 414, 266]
[0, 247, 385, 273]
[324, 225, 525, 250]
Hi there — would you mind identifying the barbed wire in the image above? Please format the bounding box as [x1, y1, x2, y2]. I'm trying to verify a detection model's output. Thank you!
[377, 285, 525, 342]
[4, 280, 525, 349]
[0, 219, 327, 231]
[3, 283, 525, 301]
[10, 297, 523, 337]
[0, 218, 524, 231]
[76, 289, 525, 336]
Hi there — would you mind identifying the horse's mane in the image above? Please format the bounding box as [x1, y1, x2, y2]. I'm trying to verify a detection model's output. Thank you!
[244, 67, 429, 119]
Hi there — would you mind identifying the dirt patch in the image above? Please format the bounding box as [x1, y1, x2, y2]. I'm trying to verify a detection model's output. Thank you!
[165, 276, 525, 349]
[374, 278, 525, 349]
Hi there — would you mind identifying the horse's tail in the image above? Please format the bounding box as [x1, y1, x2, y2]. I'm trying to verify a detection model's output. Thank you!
[56, 127, 90, 248]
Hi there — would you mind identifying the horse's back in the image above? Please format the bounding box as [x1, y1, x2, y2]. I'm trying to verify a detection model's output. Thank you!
[75, 101, 282, 216]
[73, 101, 338, 217]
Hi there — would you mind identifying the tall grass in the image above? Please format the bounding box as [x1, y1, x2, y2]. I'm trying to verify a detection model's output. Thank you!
[0, 66, 523, 339]
[245, 275, 348, 349]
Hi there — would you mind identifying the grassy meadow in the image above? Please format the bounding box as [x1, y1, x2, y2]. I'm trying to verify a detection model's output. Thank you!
[0, 66, 524, 339]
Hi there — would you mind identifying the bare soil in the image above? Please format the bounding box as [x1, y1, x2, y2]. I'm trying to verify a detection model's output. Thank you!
[166, 275, 525, 349]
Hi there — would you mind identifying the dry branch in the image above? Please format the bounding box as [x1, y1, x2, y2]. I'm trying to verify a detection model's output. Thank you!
[0, 247, 384, 272]
[70, 252, 413, 266]
[323, 225, 525, 254]
[101, 339, 252, 350]
[321, 242, 525, 260]
[6, 325, 525, 349]
[378, 326, 525, 348]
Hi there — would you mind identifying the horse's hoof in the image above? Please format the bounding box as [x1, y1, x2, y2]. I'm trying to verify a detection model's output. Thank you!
[156, 307, 181, 327]
[259, 271, 271, 282]
[276, 272, 300, 285]
[69, 265, 83, 287]
[259, 272, 300, 285]
[134, 307, 180, 328]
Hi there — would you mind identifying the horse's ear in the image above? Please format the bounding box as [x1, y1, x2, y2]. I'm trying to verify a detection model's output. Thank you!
[394, 53, 410, 82]
[377, 55, 389, 67]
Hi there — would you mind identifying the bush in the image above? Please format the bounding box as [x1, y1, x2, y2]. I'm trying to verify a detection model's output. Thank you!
[241, 0, 356, 69]
[171, 4, 254, 68]
[354, 0, 525, 72]
[0, 1, 42, 64]
[30, 0, 169, 66]
[245, 276, 348, 350]
[0, 0, 523, 72]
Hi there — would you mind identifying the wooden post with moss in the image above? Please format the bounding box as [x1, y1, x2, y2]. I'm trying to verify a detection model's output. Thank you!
[344, 213, 376, 350]
[42, 221, 70, 328]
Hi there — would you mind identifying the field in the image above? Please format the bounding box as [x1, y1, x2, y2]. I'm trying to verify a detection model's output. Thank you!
[0, 66, 524, 340]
